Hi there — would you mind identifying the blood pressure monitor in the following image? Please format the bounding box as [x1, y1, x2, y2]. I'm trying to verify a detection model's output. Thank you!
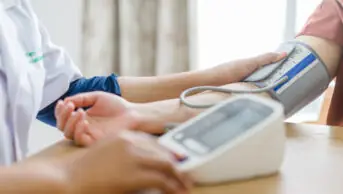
[180, 41, 331, 119]
[159, 95, 286, 185]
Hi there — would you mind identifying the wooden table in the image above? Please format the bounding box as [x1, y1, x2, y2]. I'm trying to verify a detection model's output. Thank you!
[29, 123, 343, 194]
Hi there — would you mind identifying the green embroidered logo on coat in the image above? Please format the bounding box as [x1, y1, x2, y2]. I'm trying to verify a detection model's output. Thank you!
[27, 51, 44, 63]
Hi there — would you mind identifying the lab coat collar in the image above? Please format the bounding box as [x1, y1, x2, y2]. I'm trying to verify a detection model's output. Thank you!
[1, 0, 19, 10]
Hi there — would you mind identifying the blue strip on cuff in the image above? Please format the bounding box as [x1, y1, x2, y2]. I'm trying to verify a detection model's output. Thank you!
[37, 73, 121, 127]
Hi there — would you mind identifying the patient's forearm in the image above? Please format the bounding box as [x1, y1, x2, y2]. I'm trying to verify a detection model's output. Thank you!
[117, 66, 250, 103]
[118, 71, 214, 103]
[118, 52, 287, 103]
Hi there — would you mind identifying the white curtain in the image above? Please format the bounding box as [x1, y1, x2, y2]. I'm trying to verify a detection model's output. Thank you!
[81, 0, 191, 77]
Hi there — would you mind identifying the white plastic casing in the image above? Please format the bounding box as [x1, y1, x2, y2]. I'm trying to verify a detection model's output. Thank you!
[158, 95, 286, 185]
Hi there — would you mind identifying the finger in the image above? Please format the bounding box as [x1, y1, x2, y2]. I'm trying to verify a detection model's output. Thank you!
[130, 172, 182, 194]
[64, 92, 102, 109]
[140, 158, 188, 191]
[170, 151, 188, 162]
[254, 52, 287, 68]
[141, 137, 184, 162]
[79, 120, 95, 146]
[118, 130, 156, 144]
[55, 100, 63, 118]
[64, 109, 84, 140]
[180, 173, 193, 191]
[55, 100, 64, 130]
[74, 119, 94, 147]
[80, 133, 94, 147]
[148, 141, 185, 161]
[74, 119, 88, 146]
[57, 102, 75, 131]
[273, 52, 288, 62]
[120, 132, 173, 159]
[121, 132, 180, 163]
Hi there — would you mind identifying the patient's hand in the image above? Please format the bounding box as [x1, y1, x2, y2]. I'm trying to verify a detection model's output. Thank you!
[207, 52, 287, 84]
[55, 92, 140, 146]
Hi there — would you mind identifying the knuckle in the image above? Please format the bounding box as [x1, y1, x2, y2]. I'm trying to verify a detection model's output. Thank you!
[264, 52, 276, 56]
[255, 52, 277, 64]
[154, 174, 169, 185]
[64, 132, 72, 139]
[158, 160, 174, 171]
[258, 52, 276, 60]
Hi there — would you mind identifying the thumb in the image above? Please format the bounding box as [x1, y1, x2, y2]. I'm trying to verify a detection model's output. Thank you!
[253, 52, 287, 68]
[233, 52, 287, 81]
[64, 92, 101, 109]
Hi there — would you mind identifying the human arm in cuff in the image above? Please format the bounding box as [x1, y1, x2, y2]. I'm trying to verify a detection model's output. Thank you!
[296, 0, 343, 125]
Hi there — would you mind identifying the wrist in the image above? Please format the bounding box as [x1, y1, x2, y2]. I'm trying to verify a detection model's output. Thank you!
[130, 99, 197, 135]
[131, 103, 166, 134]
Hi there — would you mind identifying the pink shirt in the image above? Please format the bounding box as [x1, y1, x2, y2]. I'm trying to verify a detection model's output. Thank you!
[297, 0, 343, 126]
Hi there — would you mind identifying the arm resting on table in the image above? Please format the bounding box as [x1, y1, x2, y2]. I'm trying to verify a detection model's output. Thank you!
[0, 165, 67, 194]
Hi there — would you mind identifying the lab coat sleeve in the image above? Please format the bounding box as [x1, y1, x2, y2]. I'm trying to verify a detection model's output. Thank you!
[35, 12, 121, 127]
[38, 22, 83, 110]
[0, 67, 14, 164]
[0, 60, 5, 131]
[0, 71, 8, 140]
[0, 74, 6, 131]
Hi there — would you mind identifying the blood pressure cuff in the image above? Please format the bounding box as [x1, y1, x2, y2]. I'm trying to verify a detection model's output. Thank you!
[244, 41, 331, 117]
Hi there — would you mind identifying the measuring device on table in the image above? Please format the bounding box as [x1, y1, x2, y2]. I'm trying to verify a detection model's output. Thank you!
[159, 95, 286, 184]
[142, 40, 331, 192]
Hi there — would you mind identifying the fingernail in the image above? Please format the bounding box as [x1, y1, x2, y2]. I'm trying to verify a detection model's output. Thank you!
[68, 102, 75, 109]
[279, 51, 287, 57]
[178, 156, 188, 163]
[78, 109, 86, 117]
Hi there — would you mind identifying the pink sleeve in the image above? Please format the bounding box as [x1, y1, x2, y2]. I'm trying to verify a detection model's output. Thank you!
[297, 0, 343, 46]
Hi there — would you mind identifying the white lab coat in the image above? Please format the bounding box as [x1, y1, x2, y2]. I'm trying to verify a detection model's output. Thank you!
[0, 0, 82, 165]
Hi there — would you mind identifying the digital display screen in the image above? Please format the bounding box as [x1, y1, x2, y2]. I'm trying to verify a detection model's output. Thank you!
[173, 99, 273, 155]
